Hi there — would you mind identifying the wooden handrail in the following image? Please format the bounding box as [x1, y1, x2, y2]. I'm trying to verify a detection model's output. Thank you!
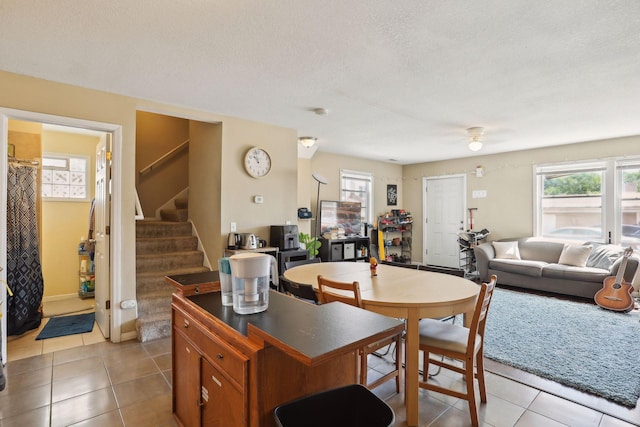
[139, 139, 190, 175]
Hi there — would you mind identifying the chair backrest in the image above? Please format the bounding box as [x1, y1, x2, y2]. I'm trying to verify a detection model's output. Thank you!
[284, 257, 321, 271]
[466, 274, 497, 349]
[418, 264, 465, 277]
[317, 275, 362, 307]
[281, 280, 319, 303]
[280, 258, 322, 303]
[381, 260, 419, 270]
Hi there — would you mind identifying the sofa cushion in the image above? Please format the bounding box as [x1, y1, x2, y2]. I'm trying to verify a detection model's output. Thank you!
[493, 241, 521, 260]
[542, 263, 609, 283]
[558, 244, 593, 267]
[489, 259, 547, 277]
[585, 243, 625, 270]
[515, 238, 565, 263]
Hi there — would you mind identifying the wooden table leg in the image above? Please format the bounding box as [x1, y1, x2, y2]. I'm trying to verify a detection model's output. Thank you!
[405, 309, 419, 426]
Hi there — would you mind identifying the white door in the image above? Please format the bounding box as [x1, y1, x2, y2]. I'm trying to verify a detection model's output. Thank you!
[94, 134, 111, 338]
[423, 175, 466, 268]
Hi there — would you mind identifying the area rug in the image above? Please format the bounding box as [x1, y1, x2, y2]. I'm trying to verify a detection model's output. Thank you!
[484, 287, 640, 407]
[36, 312, 95, 340]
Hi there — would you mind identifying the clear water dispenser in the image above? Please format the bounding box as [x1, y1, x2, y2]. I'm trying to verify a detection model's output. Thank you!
[229, 253, 278, 314]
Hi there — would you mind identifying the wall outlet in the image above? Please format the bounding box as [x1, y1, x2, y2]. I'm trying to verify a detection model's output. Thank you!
[230, 222, 237, 232]
[472, 190, 487, 198]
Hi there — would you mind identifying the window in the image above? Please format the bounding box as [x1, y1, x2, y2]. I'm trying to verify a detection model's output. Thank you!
[534, 158, 640, 244]
[42, 153, 90, 201]
[340, 169, 373, 235]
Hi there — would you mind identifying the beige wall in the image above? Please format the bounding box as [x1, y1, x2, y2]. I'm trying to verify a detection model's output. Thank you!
[0, 70, 298, 340]
[309, 151, 404, 225]
[41, 130, 99, 298]
[403, 136, 640, 263]
[136, 111, 190, 217]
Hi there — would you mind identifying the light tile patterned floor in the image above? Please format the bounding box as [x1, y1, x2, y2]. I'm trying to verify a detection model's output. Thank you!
[3, 331, 639, 426]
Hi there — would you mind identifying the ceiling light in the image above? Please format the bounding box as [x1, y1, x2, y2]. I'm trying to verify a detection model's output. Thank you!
[299, 136, 317, 148]
[467, 127, 484, 152]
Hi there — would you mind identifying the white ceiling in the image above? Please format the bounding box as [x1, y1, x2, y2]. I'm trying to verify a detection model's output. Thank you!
[1, 1, 639, 164]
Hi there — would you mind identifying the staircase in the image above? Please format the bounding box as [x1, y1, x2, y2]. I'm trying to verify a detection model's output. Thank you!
[135, 197, 209, 342]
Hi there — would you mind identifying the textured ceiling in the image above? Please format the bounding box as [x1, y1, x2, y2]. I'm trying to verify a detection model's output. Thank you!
[1, 1, 639, 164]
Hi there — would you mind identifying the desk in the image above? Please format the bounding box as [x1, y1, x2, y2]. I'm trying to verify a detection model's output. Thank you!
[283, 262, 480, 427]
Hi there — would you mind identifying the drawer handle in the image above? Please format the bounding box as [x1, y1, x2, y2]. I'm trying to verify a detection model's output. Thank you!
[183, 319, 190, 328]
[217, 353, 224, 360]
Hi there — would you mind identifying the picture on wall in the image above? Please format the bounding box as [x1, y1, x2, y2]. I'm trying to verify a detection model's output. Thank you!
[387, 184, 397, 206]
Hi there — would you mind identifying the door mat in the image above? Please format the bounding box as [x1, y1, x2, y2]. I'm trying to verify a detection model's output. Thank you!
[36, 312, 95, 340]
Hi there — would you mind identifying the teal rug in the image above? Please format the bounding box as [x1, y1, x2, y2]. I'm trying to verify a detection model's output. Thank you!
[36, 312, 95, 340]
[484, 288, 640, 407]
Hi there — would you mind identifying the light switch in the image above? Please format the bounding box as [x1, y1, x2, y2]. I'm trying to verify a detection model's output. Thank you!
[472, 190, 487, 198]
[254, 195, 264, 204]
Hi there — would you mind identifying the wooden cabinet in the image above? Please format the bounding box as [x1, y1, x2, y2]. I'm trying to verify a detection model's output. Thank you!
[169, 273, 404, 427]
[172, 303, 249, 427]
[201, 358, 245, 427]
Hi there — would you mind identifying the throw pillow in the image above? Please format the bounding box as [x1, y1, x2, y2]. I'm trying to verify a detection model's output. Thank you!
[493, 241, 521, 260]
[558, 244, 593, 267]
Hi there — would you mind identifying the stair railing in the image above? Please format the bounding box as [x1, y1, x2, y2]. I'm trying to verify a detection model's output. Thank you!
[135, 190, 144, 220]
[139, 139, 190, 175]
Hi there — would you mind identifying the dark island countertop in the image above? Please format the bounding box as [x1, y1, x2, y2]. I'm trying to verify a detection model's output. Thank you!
[186, 290, 405, 367]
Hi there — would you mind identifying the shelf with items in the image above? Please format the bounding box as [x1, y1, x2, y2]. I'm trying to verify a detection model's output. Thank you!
[377, 210, 413, 264]
[318, 236, 370, 262]
[78, 241, 95, 299]
[457, 229, 490, 280]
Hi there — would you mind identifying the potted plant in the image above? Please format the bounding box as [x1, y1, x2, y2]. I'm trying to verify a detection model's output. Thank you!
[299, 232, 322, 259]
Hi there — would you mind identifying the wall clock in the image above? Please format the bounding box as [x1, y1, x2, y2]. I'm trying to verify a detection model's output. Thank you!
[244, 146, 272, 178]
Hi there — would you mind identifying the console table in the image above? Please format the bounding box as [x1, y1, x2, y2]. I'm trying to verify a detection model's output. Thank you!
[168, 272, 404, 427]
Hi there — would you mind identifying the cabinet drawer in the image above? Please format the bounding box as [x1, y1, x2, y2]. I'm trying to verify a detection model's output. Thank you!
[174, 308, 248, 386]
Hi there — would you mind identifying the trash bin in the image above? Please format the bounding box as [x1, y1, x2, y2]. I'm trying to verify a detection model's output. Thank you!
[274, 384, 395, 427]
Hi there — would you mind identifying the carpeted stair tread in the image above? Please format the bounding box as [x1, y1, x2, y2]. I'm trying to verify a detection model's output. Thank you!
[136, 250, 204, 273]
[174, 197, 188, 209]
[136, 235, 198, 254]
[136, 221, 193, 238]
[160, 208, 188, 222]
[136, 313, 172, 343]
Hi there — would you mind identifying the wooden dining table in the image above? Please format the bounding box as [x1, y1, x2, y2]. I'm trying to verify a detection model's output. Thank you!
[283, 261, 480, 427]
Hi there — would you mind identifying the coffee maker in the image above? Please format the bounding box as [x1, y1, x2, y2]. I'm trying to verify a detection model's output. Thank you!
[270, 225, 299, 251]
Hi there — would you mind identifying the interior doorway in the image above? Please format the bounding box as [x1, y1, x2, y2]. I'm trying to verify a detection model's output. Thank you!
[422, 174, 467, 268]
[1, 109, 121, 365]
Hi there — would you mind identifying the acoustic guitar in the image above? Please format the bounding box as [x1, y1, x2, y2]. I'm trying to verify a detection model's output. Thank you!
[594, 247, 635, 312]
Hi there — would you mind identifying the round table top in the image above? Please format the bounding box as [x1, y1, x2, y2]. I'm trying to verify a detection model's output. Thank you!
[283, 262, 479, 309]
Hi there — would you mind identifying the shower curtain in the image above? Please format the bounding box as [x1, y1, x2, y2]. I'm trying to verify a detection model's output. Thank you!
[6, 162, 44, 335]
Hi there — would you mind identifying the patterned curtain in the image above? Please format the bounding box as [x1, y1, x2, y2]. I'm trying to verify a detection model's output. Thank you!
[7, 163, 44, 335]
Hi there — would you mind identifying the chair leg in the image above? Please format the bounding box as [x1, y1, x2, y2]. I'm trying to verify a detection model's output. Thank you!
[476, 350, 487, 403]
[394, 336, 401, 393]
[360, 350, 368, 386]
[465, 357, 479, 427]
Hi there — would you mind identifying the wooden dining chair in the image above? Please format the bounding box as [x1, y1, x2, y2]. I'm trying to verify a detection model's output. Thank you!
[417, 274, 497, 427]
[317, 275, 402, 393]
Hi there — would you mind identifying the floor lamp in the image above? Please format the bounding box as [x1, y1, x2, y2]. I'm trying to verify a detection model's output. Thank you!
[312, 173, 328, 241]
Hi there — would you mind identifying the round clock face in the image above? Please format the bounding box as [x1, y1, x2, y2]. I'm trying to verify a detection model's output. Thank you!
[244, 147, 272, 178]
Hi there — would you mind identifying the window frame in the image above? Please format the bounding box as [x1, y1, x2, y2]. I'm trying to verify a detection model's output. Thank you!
[534, 157, 640, 245]
[41, 152, 91, 202]
[340, 169, 373, 234]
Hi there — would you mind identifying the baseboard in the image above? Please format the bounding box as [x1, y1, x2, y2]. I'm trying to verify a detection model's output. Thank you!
[42, 293, 79, 303]
[119, 331, 138, 342]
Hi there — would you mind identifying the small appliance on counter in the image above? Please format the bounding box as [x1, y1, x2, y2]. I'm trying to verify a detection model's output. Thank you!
[270, 225, 299, 251]
[228, 232, 241, 249]
[240, 233, 258, 249]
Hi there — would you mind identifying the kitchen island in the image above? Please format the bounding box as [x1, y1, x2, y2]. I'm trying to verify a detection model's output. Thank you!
[168, 272, 404, 427]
